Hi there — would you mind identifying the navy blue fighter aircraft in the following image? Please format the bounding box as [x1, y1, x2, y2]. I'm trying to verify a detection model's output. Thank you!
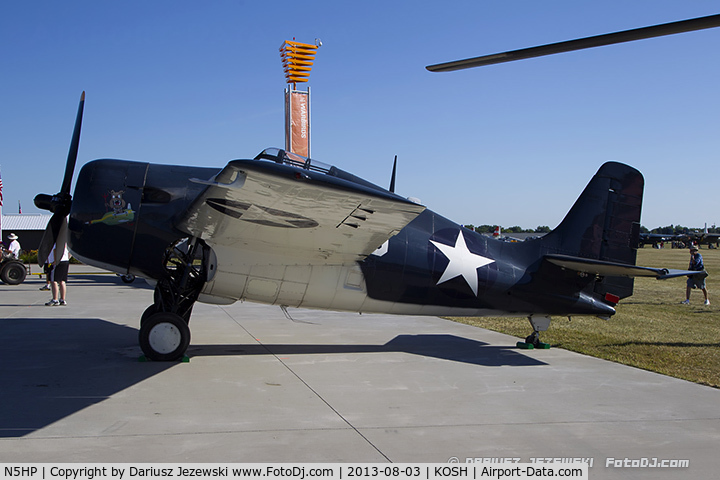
[36, 15, 717, 361]
[34, 95, 699, 361]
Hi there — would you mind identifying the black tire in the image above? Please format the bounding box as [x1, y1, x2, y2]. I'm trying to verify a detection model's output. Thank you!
[140, 304, 160, 326]
[140, 304, 192, 328]
[120, 274, 135, 283]
[1, 261, 27, 285]
[139, 312, 191, 361]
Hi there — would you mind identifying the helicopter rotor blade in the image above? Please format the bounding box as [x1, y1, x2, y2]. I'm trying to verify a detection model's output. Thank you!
[426, 14, 720, 72]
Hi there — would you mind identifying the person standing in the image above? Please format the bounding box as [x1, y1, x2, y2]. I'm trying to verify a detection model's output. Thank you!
[40, 249, 54, 291]
[45, 241, 70, 306]
[45, 222, 71, 306]
[681, 245, 710, 305]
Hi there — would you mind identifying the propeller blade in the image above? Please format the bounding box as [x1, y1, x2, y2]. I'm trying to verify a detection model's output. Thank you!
[34, 91, 85, 265]
[61, 91, 85, 195]
[37, 216, 67, 267]
[426, 14, 720, 72]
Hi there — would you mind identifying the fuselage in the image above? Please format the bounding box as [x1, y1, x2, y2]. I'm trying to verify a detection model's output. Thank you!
[69, 157, 619, 320]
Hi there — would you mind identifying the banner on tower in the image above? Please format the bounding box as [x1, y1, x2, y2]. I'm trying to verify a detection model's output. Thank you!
[285, 89, 310, 157]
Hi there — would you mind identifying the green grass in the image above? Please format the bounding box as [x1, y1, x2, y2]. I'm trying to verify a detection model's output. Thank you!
[450, 247, 720, 388]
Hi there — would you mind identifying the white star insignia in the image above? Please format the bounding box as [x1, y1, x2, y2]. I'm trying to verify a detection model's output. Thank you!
[430, 230, 495, 296]
[372, 240, 389, 257]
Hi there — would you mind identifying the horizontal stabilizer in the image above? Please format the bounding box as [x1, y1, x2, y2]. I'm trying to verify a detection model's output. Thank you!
[656, 270, 708, 280]
[545, 254, 704, 280]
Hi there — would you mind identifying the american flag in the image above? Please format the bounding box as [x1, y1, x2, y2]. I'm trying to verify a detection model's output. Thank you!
[0, 170, 3, 207]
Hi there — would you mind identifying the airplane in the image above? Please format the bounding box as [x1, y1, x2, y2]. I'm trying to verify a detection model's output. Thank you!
[676, 225, 720, 248]
[637, 233, 678, 248]
[488, 226, 526, 243]
[690, 231, 720, 248]
[638, 226, 720, 249]
[35, 15, 718, 362]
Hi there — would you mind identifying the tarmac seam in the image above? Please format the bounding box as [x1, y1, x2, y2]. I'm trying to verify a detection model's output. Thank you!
[220, 306, 393, 462]
[354, 416, 720, 429]
[7, 416, 717, 442]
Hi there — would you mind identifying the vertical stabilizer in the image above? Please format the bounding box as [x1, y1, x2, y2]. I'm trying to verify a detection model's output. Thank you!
[541, 162, 644, 299]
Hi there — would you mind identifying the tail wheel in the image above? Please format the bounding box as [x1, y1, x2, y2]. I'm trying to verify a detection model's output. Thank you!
[139, 312, 191, 361]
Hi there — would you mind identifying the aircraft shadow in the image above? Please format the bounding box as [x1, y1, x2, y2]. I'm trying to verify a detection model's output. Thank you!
[66, 274, 154, 289]
[13, 271, 153, 289]
[187, 334, 548, 368]
[0, 317, 172, 438]
[0, 321, 544, 438]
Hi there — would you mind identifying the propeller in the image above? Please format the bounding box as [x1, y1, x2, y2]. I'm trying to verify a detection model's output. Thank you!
[34, 91, 85, 266]
[426, 13, 720, 72]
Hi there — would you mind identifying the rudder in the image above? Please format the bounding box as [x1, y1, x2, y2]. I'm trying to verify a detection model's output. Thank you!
[540, 162, 644, 299]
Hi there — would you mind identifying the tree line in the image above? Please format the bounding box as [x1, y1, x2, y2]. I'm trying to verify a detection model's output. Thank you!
[463, 224, 719, 235]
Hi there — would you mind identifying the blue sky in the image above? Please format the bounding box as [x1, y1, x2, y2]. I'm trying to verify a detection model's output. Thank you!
[2, 1, 719, 230]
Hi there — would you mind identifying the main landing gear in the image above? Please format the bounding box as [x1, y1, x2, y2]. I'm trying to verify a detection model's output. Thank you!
[517, 315, 552, 350]
[138, 238, 211, 361]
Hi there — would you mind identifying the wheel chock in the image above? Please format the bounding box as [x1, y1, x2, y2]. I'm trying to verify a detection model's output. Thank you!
[536, 342, 551, 349]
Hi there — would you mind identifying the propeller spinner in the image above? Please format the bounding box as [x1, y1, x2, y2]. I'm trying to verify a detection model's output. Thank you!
[426, 14, 720, 72]
[34, 91, 85, 266]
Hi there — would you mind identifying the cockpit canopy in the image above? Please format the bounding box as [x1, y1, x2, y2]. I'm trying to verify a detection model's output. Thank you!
[254, 148, 332, 174]
[254, 148, 390, 194]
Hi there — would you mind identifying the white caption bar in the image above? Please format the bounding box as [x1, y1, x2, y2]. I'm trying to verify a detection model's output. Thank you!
[2, 464, 588, 480]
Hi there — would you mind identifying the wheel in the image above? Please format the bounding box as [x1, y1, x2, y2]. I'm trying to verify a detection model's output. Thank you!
[140, 304, 160, 326]
[120, 274, 135, 283]
[139, 312, 191, 361]
[140, 303, 192, 328]
[1, 261, 27, 285]
[525, 332, 539, 346]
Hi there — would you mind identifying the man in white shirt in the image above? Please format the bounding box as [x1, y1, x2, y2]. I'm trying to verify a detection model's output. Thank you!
[7, 233, 21, 258]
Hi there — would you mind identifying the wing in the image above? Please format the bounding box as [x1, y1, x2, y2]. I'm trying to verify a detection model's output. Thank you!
[177, 160, 425, 264]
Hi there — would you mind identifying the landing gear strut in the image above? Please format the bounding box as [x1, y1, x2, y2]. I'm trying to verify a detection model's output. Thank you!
[139, 237, 211, 361]
[517, 315, 552, 350]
